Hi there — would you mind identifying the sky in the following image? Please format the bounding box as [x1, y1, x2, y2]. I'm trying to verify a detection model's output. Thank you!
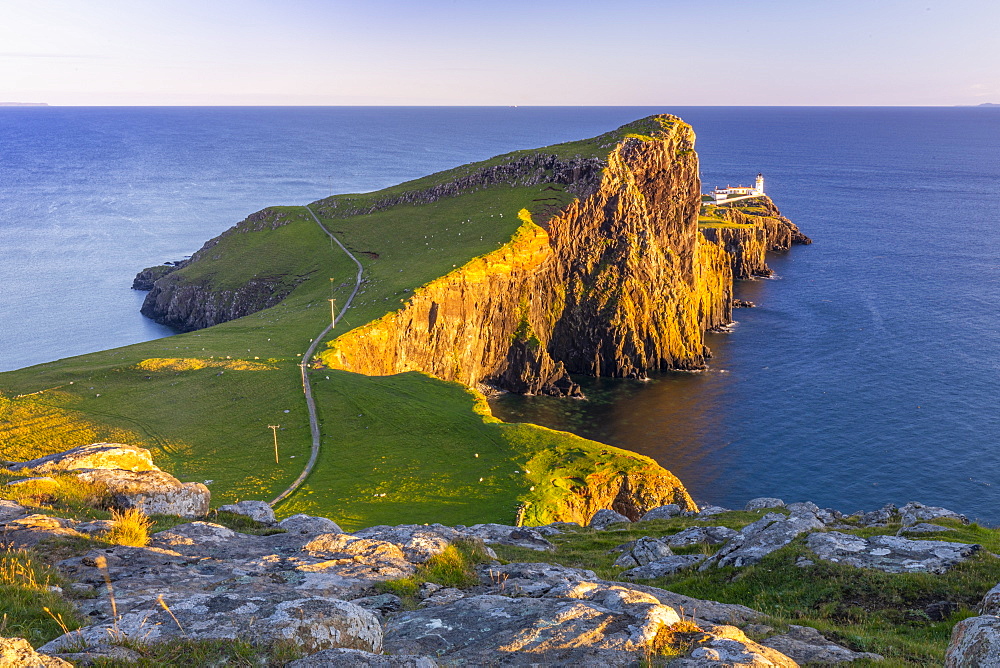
[1, 0, 997, 106]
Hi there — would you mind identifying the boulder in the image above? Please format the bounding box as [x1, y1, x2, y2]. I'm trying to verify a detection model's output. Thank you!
[898, 523, 957, 536]
[899, 501, 968, 527]
[462, 523, 554, 551]
[352, 524, 461, 562]
[383, 591, 679, 666]
[761, 624, 883, 664]
[0, 499, 27, 523]
[702, 510, 824, 569]
[74, 469, 210, 517]
[619, 555, 706, 579]
[945, 615, 1000, 667]
[39, 594, 383, 656]
[286, 649, 438, 667]
[279, 514, 344, 535]
[674, 625, 797, 667]
[0, 636, 72, 667]
[638, 504, 682, 521]
[745, 497, 785, 512]
[350, 593, 403, 619]
[588, 509, 632, 530]
[218, 500, 276, 524]
[806, 532, 980, 574]
[665, 526, 738, 548]
[695, 505, 731, 518]
[1, 514, 93, 548]
[302, 533, 416, 580]
[611, 537, 674, 568]
[980, 582, 1000, 615]
[853, 503, 898, 527]
[6, 443, 156, 474]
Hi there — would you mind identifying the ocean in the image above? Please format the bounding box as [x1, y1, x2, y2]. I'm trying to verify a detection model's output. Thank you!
[2, 106, 998, 521]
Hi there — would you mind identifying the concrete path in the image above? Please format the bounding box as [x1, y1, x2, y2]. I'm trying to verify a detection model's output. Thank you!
[269, 205, 364, 507]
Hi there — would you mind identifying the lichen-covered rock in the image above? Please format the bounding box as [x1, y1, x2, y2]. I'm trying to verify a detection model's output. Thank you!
[638, 504, 682, 521]
[702, 510, 825, 570]
[279, 514, 344, 535]
[673, 625, 797, 667]
[745, 497, 785, 512]
[352, 524, 462, 563]
[761, 624, 883, 664]
[462, 523, 554, 551]
[218, 500, 276, 524]
[980, 583, 1000, 615]
[6, 443, 156, 473]
[589, 508, 632, 530]
[899, 501, 968, 527]
[0, 636, 72, 667]
[286, 648, 438, 667]
[611, 536, 674, 568]
[945, 615, 1000, 667]
[806, 532, 981, 574]
[383, 592, 679, 666]
[40, 594, 383, 655]
[665, 525, 738, 548]
[74, 468, 210, 517]
[619, 555, 706, 580]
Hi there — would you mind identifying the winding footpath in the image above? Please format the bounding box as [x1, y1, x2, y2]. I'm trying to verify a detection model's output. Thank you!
[269, 205, 365, 507]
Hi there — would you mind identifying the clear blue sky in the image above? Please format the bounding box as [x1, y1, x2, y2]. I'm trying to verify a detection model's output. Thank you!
[1, 0, 997, 105]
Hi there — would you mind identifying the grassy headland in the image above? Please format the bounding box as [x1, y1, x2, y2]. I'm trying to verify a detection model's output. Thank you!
[0, 117, 681, 528]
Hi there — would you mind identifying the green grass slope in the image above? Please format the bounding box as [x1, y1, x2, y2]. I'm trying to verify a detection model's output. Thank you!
[0, 117, 679, 526]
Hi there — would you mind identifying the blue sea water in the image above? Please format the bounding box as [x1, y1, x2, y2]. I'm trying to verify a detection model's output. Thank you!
[1, 107, 998, 522]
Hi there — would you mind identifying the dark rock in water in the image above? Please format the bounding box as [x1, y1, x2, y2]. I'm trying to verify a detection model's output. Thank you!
[733, 299, 756, 308]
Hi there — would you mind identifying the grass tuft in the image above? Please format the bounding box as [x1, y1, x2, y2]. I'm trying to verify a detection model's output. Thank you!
[0, 548, 83, 645]
[377, 538, 493, 608]
[104, 508, 152, 547]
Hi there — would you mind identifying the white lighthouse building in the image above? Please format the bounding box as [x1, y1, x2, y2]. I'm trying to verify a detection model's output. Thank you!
[709, 173, 766, 204]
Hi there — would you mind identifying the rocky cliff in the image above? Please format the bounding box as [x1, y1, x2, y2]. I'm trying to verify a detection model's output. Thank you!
[135, 208, 303, 332]
[322, 117, 737, 395]
[699, 198, 811, 280]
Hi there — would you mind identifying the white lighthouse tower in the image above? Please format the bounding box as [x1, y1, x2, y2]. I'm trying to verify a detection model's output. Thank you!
[753, 173, 765, 196]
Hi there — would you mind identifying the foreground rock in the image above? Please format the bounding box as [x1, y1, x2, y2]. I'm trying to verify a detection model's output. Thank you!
[946, 614, 1000, 667]
[0, 637, 71, 667]
[806, 532, 981, 574]
[75, 468, 210, 517]
[702, 505, 826, 569]
[5, 443, 156, 474]
[40, 594, 382, 655]
[286, 648, 438, 667]
[5, 442, 210, 517]
[218, 499, 276, 524]
[761, 625, 883, 664]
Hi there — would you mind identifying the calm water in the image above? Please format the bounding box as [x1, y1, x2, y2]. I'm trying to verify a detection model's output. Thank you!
[2, 107, 998, 521]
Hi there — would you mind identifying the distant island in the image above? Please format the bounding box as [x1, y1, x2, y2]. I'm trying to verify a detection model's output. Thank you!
[0, 102, 48, 106]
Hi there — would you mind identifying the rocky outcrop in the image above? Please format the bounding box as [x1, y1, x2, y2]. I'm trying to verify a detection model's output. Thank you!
[761, 625, 883, 664]
[5, 442, 209, 518]
[137, 208, 305, 332]
[6, 443, 156, 474]
[131, 263, 181, 290]
[700, 198, 810, 279]
[805, 532, 981, 574]
[322, 116, 736, 396]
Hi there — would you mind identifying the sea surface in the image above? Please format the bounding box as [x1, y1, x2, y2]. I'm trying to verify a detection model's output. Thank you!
[2, 107, 998, 522]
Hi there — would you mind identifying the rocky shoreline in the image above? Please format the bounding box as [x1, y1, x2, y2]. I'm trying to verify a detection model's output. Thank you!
[4, 443, 998, 666]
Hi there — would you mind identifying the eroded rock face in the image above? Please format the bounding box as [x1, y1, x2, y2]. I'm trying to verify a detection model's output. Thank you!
[0, 636, 72, 667]
[806, 532, 980, 574]
[6, 443, 156, 474]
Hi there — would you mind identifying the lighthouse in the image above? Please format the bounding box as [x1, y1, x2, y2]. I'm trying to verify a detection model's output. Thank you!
[754, 173, 765, 196]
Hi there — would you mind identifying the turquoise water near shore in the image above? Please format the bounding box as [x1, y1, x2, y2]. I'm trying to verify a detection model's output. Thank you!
[2, 107, 998, 521]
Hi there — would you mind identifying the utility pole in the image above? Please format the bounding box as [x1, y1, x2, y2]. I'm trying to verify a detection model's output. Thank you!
[329, 298, 337, 327]
[268, 425, 280, 464]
